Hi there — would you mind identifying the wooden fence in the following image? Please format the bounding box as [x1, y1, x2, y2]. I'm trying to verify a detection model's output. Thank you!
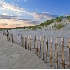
[3, 31, 70, 69]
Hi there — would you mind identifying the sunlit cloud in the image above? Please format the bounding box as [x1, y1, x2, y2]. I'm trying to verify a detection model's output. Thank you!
[0, 0, 25, 13]
[31, 12, 56, 20]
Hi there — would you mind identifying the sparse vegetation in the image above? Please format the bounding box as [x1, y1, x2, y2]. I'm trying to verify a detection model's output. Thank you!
[55, 16, 64, 22]
[40, 19, 54, 26]
[16, 25, 41, 30]
[54, 23, 65, 29]
[66, 16, 70, 21]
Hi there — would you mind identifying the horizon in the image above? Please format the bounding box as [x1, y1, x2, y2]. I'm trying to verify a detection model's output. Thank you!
[0, 0, 70, 28]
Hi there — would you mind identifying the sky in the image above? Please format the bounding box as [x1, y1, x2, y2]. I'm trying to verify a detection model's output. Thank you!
[0, 0, 70, 25]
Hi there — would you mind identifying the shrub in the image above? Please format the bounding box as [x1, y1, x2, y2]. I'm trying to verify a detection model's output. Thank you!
[55, 16, 63, 22]
[66, 16, 70, 21]
[40, 19, 54, 26]
[55, 24, 64, 29]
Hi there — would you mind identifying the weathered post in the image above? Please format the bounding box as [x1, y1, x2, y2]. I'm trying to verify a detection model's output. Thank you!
[61, 38, 65, 69]
[22, 36, 25, 48]
[27, 35, 29, 50]
[36, 36, 39, 56]
[23, 36, 25, 48]
[55, 37, 58, 68]
[50, 37, 53, 67]
[68, 38, 70, 68]
[11, 34, 14, 43]
[3, 30, 5, 35]
[42, 36, 44, 60]
[34, 35, 36, 49]
[21, 35, 23, 47]
[7, 30, 9, 41]
[46, 37, 48, 60]
[30, 35, 31, 51]
[39, 36, 42, 58]
[25, 36, 27, 49]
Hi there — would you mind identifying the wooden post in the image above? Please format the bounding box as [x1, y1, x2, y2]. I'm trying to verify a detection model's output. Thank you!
[11, 34, 14, 43]
[21, 35, 23, 47]
[61, 38, 65, 69]
[42, 36, 44, 60]
[68, 38, 70, 68]
[50, 37, 53, 67]
[7, 30, 9, 41]
[36, 36, 38, 56]
[34, 35, 36, 49]
[25, 37, 27, 49]
[28, 35, 29, 50]
[55, 37, 58, 68]
[46, 37, 48, 60]
[23, 36, 25, 48]
[39, 36, 42, 58]
[30, 35, 31, 51]
[22, 35, 24, 48]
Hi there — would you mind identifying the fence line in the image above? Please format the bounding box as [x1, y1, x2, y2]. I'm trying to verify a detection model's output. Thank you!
[3, 30, 70, 69]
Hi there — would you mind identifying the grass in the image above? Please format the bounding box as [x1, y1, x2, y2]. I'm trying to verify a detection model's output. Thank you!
[54, 23, 65, 30]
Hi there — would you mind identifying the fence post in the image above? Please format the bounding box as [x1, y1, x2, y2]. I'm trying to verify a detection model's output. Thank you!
[25, 36, 27, 49]
[39, 36, 42, 58]
[30, 35, 31, 51]
[42, 36, 44, 60]
[34, 35, 36, 49]
[21, 35, 23, 47]
[27, 35, 29, 50]
[50, 37, 53, 67]
[22, 36, 25, 48]
[46, 37, 48, 60]
[7, 30, 9, 41]
[68, 38, 70, 68]
[55, 37, 58, 68]
[11, 34, 14, 43]
[23, 36, 25, 48]
[61, 38, 65, 69]
[36, 36, 39, 56]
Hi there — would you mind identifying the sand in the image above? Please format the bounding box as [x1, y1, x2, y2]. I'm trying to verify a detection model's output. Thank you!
[0, 31, 50, 69]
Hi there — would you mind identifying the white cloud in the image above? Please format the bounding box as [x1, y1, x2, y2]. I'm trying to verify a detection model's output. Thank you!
[3, 12, 9, 15]
[31, 12, 54, 20]
[0, 0, 25, 13]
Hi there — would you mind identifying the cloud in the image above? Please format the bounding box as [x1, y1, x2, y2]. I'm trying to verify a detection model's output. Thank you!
[0, 15, 18, 19]
[3, 12, 9, 15]
[31, 12, 56, 20]
[0, 0, 25, 13]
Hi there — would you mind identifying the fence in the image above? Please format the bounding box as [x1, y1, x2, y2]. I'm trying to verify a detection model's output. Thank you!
[3, 30, 70, 69]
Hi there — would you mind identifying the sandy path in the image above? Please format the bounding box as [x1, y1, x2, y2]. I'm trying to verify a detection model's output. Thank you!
[0, 31, 50, 69]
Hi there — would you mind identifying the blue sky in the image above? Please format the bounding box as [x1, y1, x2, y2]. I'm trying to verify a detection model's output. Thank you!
[0, 0, 70, 24]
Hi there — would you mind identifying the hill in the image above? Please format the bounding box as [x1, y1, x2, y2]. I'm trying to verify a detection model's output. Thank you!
[22, 16, 70, 30]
